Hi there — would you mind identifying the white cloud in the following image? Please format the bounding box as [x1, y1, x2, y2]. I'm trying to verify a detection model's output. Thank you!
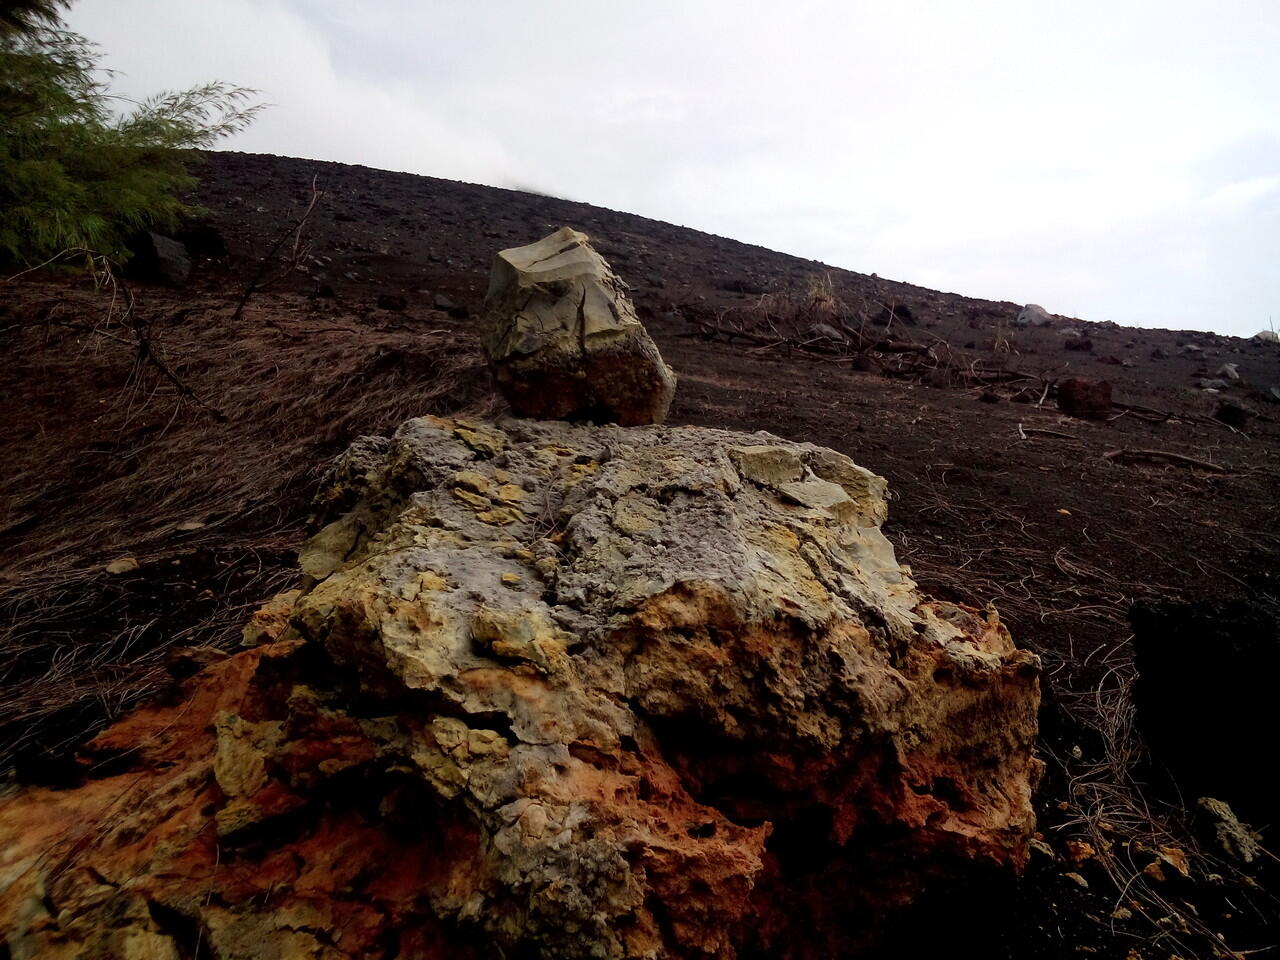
[66, 0, 1279, 335]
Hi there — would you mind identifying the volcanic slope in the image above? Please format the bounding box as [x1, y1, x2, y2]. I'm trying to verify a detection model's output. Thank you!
[0, 150, 1277, 958]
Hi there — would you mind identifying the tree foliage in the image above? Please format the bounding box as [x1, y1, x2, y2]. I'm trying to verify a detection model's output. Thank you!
[0, 0, 67, 37]
[0, 4, 261, 265]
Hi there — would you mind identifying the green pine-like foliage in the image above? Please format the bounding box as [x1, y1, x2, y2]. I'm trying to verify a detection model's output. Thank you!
[0, 5, 261, 265]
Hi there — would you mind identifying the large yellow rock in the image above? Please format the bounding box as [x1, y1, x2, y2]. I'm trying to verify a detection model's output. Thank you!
[0, 416, 1041, 960]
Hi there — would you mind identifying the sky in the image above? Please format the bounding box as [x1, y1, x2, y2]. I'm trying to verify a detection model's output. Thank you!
[66, 0, 1279, 336]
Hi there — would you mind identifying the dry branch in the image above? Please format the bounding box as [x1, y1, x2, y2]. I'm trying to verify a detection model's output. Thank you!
[1102, 448, 1228, 472]
[232, 175, 325, 321]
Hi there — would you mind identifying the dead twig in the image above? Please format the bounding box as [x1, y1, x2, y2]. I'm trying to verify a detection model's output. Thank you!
[232, 174, 325, 321]
[1019, 426, 1080, 440]
[1102, 448, 1228, 473]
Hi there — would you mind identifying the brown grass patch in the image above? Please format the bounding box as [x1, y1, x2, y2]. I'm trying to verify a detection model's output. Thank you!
[0, 276, 493, 779]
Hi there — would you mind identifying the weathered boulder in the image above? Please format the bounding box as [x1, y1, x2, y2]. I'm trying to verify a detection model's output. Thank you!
[481, 228, 677, 425]
[0, 417, 1040, 959]
[1014, 303, 1054, 328]
[1057, 377, 1112, 420]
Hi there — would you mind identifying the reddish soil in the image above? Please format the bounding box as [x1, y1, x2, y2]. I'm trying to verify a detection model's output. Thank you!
[2, 150, 1278, 958]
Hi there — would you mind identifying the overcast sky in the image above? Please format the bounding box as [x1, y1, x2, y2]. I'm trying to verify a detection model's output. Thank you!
[68, 0, 1278, 336]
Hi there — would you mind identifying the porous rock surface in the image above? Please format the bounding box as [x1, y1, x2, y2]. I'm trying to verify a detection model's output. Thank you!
[481, 227, 677, 425]
[0, 416, 1041, 959]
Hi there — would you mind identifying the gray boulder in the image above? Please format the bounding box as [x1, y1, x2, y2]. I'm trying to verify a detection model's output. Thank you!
[481, 227, 676, 426]
[1014, 304, 1054, 328]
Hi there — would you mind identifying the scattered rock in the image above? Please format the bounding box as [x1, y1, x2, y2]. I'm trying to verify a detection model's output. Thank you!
[1063, 872, 1089, 889]
[1181, 343, 1203, 354]
[126, 232, 191, 287]
[1063, 335, 1093, 352]
[376, 292, 408, 311]
[1056, 378, 1112, 420]
[0, 416, 1043, 959]
[1215, 362, 1240, 382]
[481, 227, 677, 425]
[1029, 837, 1057, 861]
[1150, 347, 1168, 360]
[1064, 840, 1096, 865]
[1254, 330, 1279, 343]
[1156, 845, 1190, 878]
[433, 292, 458, 311]
[1195, 797, 1263, 865]
[103, 556, 139, 575]
[1199, 378, 1231, 391]
[1014, 304, 1054, 328]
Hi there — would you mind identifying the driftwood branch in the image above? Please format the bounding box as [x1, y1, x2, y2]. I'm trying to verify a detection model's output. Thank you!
[1102, 448, 1227, 472]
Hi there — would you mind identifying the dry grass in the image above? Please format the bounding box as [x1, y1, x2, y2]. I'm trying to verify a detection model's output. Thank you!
[1046, 646, 1278, 958]
[0, 277, 493, 776]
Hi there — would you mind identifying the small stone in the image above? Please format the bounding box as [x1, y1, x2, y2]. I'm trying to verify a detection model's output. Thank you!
[1064, 839, 1095, 864]
[1196, 797, 1262, 865]
[1156, 845, 1190, 878]
[1063, 871, 1089, 889]
[1111, 907, 1133, 921]
[1029, 838, 1057, 861]
[105, 556, 139, 575]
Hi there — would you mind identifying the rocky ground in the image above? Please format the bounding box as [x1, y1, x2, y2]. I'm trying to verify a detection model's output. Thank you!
[1, 151, 1278, 958]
